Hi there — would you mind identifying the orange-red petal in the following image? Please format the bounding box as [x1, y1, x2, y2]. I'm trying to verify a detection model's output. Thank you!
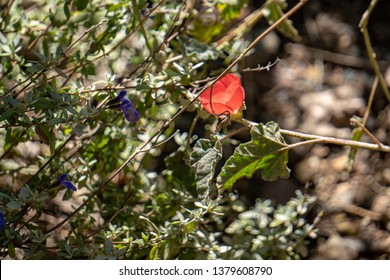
[199, 73, 245, 116]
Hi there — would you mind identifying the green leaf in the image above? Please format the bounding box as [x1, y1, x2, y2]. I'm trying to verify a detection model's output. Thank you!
[217, 122, 290, 190]
[164, 149, 195, 190]
[74, 124, 84, 137]
[46, 117, 65, 126]
[190, 139, 222, 203]
[51, 4, 67, 27]
[73, 0, 89, 11]
[347, 127, 363, 171]
[35, 124, 51, 144]
[347, 116, 365, 171]
[32, 98, 54, 110]
[218, 0, 246, 22]
[6, 200, 22, 210]
[264, 0, 301, 42]
[183, 219, 197, 234]
[48, 133, 56, 155]
[149, 244, 159, 260]
[0, 109, 14, 122]
[63, 2, 71, 19]
[8, 242, 15, 258]
[54, 67, 68, 79]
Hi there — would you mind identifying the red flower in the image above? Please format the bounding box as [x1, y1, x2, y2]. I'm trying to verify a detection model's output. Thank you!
[199, 74, 245, 117]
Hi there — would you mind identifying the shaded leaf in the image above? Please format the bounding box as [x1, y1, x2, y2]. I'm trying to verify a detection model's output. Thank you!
[46, 117, 65, 126]
[217, 122, 290, 190]
[190, 139, 222, 203]
[35, 124, 51, 144]
[164, 149, 195, 190]
[74, 124, 84, 137]
[8, 242, 15, 258]
[0, 109, 14, 122]
[54, 67, 68, 79]
[6, 200, 22, 210]
[32, 98, 54, 110]
[74, 0, 89, 11]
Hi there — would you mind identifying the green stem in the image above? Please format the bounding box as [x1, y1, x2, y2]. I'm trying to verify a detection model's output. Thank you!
[359, 0, 390, 103]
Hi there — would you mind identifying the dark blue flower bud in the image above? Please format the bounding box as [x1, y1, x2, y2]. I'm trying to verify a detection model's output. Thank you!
[58, 174, 77, 191]
[0, 212, 5, 231]
[118, 92, 140, 123]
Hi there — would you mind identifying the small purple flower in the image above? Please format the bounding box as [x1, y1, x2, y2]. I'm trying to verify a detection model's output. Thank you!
[0, 212, 5, 231]
[118, 91, 140, 123]
[58, 174, 77, 191]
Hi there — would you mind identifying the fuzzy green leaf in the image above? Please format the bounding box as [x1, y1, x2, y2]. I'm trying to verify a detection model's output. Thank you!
[217, 122, 290, 190]
[190, 139, 222, 203]
[347, 127, 363, 171]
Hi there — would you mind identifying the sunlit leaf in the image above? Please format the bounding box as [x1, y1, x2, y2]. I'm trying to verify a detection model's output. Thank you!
[217, 122, 290, 190]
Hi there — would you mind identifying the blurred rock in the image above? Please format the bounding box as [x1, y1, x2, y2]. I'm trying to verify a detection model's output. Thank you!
[371, 194, 390, 219]
[316, 234, 365, 259]
[16, 141, 41, 159]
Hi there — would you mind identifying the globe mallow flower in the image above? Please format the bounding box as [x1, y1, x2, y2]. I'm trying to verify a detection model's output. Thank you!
[198, 74, 245, 120]
[58, 174, 77, 191]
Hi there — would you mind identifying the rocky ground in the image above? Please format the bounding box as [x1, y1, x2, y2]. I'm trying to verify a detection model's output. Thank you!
[241, 0, 390, 259]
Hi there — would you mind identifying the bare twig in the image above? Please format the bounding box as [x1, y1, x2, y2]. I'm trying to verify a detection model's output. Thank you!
[240, 119, 390, 153]
[280, 128, 390, 152]
[362, 76, 378, 125]
[240, 57, 280, 72]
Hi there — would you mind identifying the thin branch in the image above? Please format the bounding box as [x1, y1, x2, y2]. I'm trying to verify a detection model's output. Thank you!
[186, 111, 200, 152]
[359, 0, 390, 103]
[277, 138, 324, 153]
[362, 76, 378, 125]
[62, 19, 107, 56]
[219, 125, 250, 143]
[280, 128, 390, 152]
[240, 57, 280, 72]
[141, 129, 179, 153]
[240, 119, 390, 153]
